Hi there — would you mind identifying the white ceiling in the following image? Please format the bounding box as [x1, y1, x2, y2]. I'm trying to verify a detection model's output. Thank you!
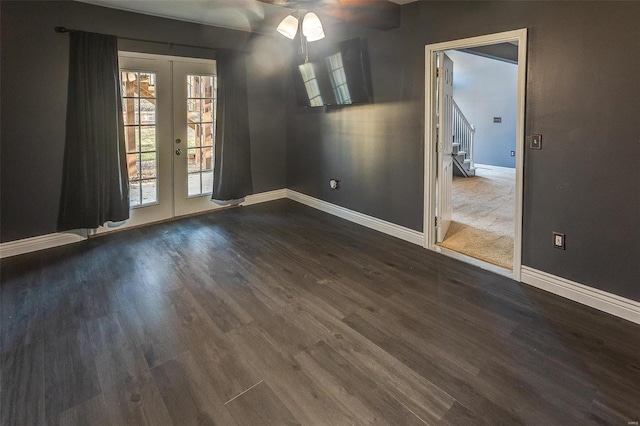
[75, 0, 416, 34]
[75, 1, 282, 33]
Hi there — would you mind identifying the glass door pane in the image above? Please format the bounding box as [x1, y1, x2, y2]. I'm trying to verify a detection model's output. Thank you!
[186, 75, 216, 196]
[121, 71, 158, 207]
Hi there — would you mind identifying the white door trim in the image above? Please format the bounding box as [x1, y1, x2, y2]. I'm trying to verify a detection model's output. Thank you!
[424, 28, 527, 281]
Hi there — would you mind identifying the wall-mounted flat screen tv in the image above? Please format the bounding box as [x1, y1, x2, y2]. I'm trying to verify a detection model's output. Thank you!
[293, 37, 373, 108]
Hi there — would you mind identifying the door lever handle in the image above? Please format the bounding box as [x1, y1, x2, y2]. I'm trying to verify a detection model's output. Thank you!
[175, 149, 182, 155]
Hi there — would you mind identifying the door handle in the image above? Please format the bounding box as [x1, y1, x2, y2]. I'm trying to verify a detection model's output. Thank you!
[175, 149, 182, 155]
[175, 138, 181, 144]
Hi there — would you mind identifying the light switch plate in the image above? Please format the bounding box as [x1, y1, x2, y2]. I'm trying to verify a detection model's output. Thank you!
[531, 134, 542, 150]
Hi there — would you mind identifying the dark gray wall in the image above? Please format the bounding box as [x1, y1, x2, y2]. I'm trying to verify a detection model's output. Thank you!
[286, 1, 640, 301]
[1, 1, 289, 242]
[286, 24, 425, 232]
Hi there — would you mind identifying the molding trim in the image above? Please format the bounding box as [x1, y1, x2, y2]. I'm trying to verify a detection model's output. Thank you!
[242, 189, 288, 206]
[521, 266, 640, 325]
[0, 230, 87, 259]
[1, 189, 288, 258]
[286, 190, 424, 246]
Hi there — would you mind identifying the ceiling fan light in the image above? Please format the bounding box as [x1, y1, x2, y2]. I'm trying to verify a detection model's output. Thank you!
[302, 12, 325, 42]
[277, 14, 299, 39]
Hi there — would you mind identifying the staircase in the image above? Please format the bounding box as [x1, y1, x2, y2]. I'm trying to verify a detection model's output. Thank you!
[452, 100, 476, 177]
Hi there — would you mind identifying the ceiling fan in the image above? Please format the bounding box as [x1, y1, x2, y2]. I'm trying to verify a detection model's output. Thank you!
[257, 0, 401, 31]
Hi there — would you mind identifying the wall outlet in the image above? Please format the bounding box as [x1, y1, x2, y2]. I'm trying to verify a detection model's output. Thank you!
[553, 232, 565, 250]
[510, 150, 515, 157]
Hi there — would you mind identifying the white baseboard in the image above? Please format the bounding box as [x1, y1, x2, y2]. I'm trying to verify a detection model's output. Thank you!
[521, 266, 640, 325]
[473, 163, 516, 172]
[0, 230, 87, 259]
[285, 190, 424, 246]
[1, 189, 288, 258]
[242, 189, 288, 206]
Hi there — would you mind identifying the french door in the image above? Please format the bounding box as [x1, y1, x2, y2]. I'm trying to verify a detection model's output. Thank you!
[95, 53, 219, 233]
[172, 61, 218, 217]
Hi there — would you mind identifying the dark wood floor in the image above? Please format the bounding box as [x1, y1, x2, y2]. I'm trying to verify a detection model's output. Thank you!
[2, 199, 639, 425]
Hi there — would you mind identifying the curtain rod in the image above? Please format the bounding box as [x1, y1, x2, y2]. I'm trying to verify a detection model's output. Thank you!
[54, 26, 249, 54]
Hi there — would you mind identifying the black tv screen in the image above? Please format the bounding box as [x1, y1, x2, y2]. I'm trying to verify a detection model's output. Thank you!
[293, 37, 373, 107]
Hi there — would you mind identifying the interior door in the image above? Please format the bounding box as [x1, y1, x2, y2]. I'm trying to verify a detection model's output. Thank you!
[172, 61, 218, 217]
[436, 52, 454, 242]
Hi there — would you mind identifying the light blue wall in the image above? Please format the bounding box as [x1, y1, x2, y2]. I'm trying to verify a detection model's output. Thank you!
[446, 50, 517, 168]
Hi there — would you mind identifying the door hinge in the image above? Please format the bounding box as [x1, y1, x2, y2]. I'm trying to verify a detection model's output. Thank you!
[435, 217, 439, 227]
[436, 68, 439, 78]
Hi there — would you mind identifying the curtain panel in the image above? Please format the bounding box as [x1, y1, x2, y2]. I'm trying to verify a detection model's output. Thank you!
[58, 31, 129, 231]
[211, 50, 253, 202]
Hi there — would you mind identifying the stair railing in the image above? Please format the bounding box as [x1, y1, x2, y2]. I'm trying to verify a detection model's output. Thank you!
[452, 100, 475, 170]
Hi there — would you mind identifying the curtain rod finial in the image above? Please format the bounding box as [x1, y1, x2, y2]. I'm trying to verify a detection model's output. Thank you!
[55, 26, 69, 33]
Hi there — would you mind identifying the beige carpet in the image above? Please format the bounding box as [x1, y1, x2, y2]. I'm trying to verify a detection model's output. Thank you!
[438, 165, 515, 269]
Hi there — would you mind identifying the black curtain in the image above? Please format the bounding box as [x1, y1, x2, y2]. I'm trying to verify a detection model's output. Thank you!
[211, 50, 253, 202]
[58, 31, 129, 231]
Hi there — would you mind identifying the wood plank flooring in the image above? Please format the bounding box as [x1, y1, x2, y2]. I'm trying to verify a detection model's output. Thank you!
[2, 199, 639, 425]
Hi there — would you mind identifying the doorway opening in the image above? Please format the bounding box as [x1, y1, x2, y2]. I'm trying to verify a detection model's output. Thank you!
[424, 29, 527, 280]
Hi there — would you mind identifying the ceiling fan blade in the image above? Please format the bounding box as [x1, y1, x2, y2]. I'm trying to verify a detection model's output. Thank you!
[318, 0, 400, 31]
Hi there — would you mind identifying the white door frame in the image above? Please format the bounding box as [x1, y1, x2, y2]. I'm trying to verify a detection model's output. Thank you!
[423, 28, 527, 281]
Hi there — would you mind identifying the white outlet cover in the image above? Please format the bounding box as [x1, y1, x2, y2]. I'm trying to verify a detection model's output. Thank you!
[553, 232, 565, 249]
